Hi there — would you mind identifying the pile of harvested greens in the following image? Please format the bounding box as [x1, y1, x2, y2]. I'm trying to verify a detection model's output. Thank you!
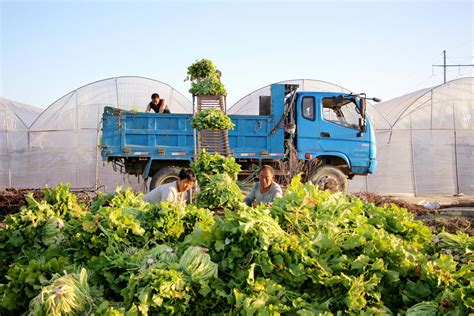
[0, 176, 472, 315]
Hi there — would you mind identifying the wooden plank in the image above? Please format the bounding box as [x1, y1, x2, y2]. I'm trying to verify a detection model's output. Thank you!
[196, 95, 225, 111]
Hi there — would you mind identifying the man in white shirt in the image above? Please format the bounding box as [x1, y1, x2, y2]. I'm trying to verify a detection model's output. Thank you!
[244, 165, 283, 207]
[144, 168, 196, 205]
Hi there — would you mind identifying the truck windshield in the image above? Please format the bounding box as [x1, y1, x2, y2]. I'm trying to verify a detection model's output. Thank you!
[322, 97, 361, 130]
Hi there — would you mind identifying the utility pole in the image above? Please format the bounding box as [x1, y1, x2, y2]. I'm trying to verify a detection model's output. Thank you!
[433, 50, 474, 83]
[443, 50, 446, 83]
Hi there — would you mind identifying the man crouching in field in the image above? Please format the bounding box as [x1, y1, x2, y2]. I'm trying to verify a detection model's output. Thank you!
[144, 168, 195, 205]
[244, 165, 283, 207]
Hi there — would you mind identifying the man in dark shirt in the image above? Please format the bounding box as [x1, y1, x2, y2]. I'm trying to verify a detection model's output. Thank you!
[145, 93, 170, 113]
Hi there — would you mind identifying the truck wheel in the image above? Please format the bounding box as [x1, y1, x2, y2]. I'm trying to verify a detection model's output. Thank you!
[149, 166, 181, 191]
[309, 165, 348, 193]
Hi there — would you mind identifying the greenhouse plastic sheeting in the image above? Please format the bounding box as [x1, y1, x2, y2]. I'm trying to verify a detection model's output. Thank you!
[1, 77, 192, 190]
[456, 130, 474, 194]
[0, 97, 43, 127]
[412, 130, 457, 195]
[1, 98, 42, 188]
[350, 77, 474, 196]
[30, 76, 192, 131]
[368, 130, 415, 195]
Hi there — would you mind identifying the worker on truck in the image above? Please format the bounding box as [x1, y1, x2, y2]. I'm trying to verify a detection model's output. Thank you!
[244, 165, 283, 206]
[216, 69, 222, 81]
[143, 168, 195, 205]
[145, 93, 170, 113]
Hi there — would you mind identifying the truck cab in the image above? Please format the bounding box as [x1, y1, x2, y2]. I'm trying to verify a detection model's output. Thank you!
[295, 91, 377, 176]
[248, 83, 378, 192]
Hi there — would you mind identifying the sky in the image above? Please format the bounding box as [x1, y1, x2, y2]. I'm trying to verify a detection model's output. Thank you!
[1, 0, 472, 109]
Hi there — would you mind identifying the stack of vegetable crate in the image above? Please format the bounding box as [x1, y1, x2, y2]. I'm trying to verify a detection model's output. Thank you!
[195, 95, 231, 156]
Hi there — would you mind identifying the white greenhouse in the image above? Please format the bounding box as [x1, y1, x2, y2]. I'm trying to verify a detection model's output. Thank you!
[1, 97, 43, 187]
[351, 77, 473, 196]
[1, 76, 472, 196]
[2, 77, 192, 190]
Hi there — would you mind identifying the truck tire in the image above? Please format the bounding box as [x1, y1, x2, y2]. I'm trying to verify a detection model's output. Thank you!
[309, 165, 348, 194]
[149, 166, 181, 191]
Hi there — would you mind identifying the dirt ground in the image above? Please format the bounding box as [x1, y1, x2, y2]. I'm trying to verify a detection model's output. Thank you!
[355, 193, 474, 212]
[387, 195, 474, 209]
[0, 188, 94, 220]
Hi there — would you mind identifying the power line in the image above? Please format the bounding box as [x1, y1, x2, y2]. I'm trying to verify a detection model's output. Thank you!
[446, 56, 474, 59]
[400, 51, 446, 87]
[433, 50, 474, 83]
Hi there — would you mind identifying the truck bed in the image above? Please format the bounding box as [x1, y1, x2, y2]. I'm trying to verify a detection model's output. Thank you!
[101, 107, 285, 161]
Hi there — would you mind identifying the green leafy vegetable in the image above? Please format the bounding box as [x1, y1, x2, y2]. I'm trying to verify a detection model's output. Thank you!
[0, 257, 73, 311]
[189, 76, 227, 96]
[29, 268, 95, 316]
[196, 174, 244, 211]
[123, 269, 191, 315]
[186, 58, 227, 96]
[140, 202, 215, 243]
[179, 246, 218, 283]
[185, 58, 217, 82]
[190, 149, 241, 186]
[191, 108, 234, 130]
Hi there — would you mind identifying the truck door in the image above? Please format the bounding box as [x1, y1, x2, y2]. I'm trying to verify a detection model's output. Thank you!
[295, 93, 323, 153]
[318, 96, 371, 170]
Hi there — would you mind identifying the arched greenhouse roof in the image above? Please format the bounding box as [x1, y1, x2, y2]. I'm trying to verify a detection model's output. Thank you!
[374, 77, 473, 130]
[29, 76, 193, 131]
[0, 97, 42, 129]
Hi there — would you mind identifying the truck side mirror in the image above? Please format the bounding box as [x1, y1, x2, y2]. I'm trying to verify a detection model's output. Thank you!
[360, 98, 367, 118]
[358, 99, 367, 135]
[359, 118, 366, 133]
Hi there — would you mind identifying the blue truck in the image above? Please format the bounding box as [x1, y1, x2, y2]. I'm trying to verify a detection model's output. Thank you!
[101, 84, 378, 192]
